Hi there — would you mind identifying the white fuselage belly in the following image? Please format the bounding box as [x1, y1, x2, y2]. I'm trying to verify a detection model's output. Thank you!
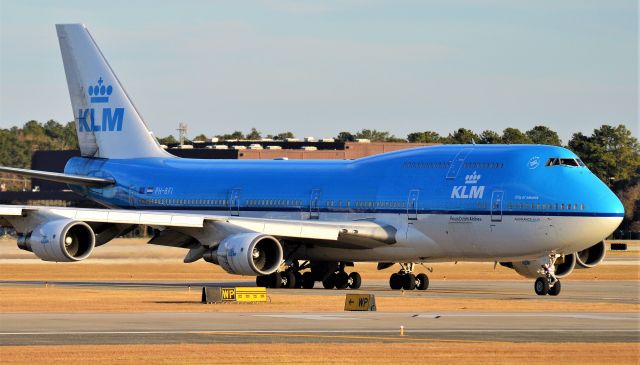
[175, 210, 621, 262]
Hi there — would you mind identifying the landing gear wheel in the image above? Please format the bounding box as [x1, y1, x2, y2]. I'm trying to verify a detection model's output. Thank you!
[534, 277, 549, 295]
[294, 272, 303, 289]
[302, 272, 315, 289]
[282, 271, 296, 289]
[548, 280, 561, 296]
[256, 275, 269, 288]
[322, 274, 336, 289]
[348, 272, 362, 289]
[389, 273, 403, 290]
[402, 273, 417, 290]
[270, 272, 282, 289]
[335, 272, 350, 289]
[416, 273, 429, 290]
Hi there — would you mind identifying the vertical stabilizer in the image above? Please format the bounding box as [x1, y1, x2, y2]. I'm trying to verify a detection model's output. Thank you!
[56, 24, 170, 159]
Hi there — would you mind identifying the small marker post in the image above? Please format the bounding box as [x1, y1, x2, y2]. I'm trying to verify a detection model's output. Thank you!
[400, 325, 404, 336]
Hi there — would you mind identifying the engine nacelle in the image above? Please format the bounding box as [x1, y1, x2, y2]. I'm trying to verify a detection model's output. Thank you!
[204, 233, 283, 276]
[576, 241, 606, 268]
[17, 219, 95, 262]
[500, 253, 576, 279]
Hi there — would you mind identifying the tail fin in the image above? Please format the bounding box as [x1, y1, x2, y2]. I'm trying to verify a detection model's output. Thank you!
[56, 24, 170, 159]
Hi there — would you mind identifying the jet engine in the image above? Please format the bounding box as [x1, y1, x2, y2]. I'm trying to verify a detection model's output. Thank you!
[203, 233, 283, 276]
[500, 253, 576, 279]
[17, 219, 95, 262]
[576, 241, 606, 268]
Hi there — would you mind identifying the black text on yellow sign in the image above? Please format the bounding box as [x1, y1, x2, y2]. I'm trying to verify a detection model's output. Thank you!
[344, 294, 376, 311]
[202, 286, 267, 304]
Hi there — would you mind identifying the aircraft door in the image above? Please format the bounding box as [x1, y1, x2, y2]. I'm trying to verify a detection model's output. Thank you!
[490, 190, 504, 222]
[407, 189, 419, 220]
[310, 189, 321, 219]
[229, 188, 241, 216]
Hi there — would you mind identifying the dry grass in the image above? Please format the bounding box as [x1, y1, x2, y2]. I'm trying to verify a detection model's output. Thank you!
[1, 286, 637, 313]
[1, 259, 637, 282]
[1, 342, 638, 365]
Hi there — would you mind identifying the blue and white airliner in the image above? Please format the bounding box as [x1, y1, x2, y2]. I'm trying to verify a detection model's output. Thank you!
[0, 24, 624, 296]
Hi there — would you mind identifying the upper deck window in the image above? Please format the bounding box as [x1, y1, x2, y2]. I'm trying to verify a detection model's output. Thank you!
[545, 158, 582, 167]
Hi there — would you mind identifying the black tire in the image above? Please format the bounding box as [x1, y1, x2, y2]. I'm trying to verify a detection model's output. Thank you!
[322, 273, 336, 289]
[548, 280, 561, 296]
[302, 271, 315, 289]
[389, 273, 403, 290]
[256, 275, 269, 288]
[282, 271, 296, 289]
[416, 273, 429, 290]
[335, 272, 350, 289]
[534, 277, 549, 295]
[270, 272, 282, 289]
[348, 272, 362, 289]
[402, 273, 417, 290]
[294, 272, 303, 288]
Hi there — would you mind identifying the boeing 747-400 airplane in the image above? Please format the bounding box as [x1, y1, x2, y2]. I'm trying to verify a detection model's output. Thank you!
[0, 24, 624, 296]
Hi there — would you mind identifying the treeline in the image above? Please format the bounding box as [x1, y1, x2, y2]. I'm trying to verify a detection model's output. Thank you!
[0, 120, 78, 169]
[1, 120, 638, 233]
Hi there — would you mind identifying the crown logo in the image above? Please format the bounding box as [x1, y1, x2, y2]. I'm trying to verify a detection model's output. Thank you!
[465, 171, 481, 184]
[87, 77, 113, 103]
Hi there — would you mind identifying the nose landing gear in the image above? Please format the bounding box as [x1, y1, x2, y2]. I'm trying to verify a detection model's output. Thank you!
[534, 254, 562, 296]
[389, 263, 429, 291]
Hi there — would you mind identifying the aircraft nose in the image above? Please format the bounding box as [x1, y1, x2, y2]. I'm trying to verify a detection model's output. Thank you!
[603, 186, 624, 217]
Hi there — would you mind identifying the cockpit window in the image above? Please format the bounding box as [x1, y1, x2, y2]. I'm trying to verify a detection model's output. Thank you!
[545, 158, 582, 167]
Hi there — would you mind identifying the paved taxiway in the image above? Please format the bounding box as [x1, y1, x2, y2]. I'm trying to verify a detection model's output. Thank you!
[1, 311, 637, 345]
[1, 280, 638, 345]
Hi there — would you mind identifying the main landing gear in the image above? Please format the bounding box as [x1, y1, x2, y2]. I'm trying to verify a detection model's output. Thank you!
[255, 261, 362, 290]
[256, 260, 307, 289]
[389, 263, 429, 291]
[322, 268, 362, 290]
[534, 254, 562, 296]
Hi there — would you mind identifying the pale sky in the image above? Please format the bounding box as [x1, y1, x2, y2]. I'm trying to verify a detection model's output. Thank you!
[0, 0, 638, 143]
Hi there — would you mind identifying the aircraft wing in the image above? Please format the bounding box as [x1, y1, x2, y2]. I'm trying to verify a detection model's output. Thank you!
[0, 205, 397, 248]
[0, 166, 114, 187]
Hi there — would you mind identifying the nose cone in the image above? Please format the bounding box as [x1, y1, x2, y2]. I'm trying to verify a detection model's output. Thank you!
[595, 182, 625, 238]
[597, 181, 625, 217]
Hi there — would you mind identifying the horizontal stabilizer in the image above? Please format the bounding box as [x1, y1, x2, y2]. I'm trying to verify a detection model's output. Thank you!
[0, 166, 114, 187]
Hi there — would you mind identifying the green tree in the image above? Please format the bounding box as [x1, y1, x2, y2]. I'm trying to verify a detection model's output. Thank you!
[501, 128, 532, 144]
[62, 121, 79, 149]
[246, 128, 262, 140]
[44, 120, 65, 140]
[526, 125, 561, 146]
[22, 120, 45, 137]
[446, 128, 479, 144]
[407, 131, 442, 143]
[355, 129, 405, 142]
[335, 131, 355, 142]
[193, 134, 208, 141]
[568, 124, 640, 186]
[274, 131, 295, 140]
[479, 130, 501, 144]
[157, 135, 178, 145]
[216, 131, 244, 141]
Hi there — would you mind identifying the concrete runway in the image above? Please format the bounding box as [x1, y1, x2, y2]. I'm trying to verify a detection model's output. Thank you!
[1, 311, 638, 345]
[0, 279, 638, 345]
